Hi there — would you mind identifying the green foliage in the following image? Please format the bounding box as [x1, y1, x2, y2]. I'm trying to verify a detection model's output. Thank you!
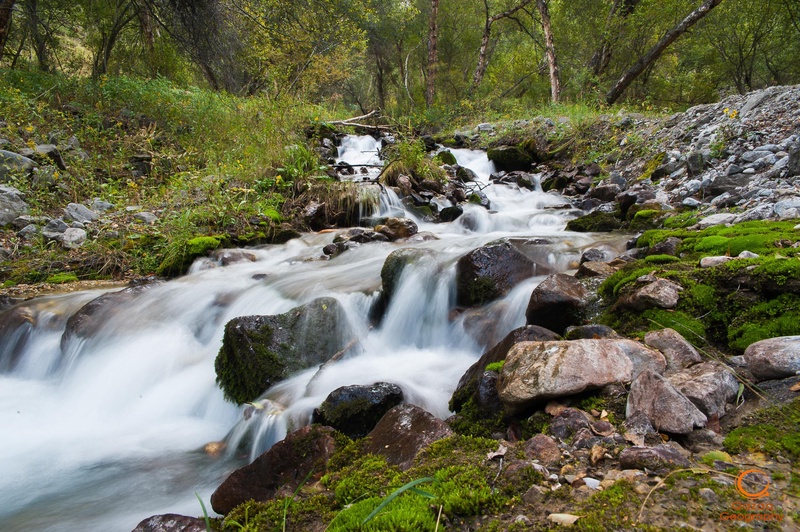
[327, 494, 436, 531]
[566, 211, 624, 232]
[663, 212, 698, 229]
[484, 360, 505, 372]
[45, 272, 79, 284]
[382, 139, 446, 185]
[325, 455, 403, 505]
[727, 293, 800, 351]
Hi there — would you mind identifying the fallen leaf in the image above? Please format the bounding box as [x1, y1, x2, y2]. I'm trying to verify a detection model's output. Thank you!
[487, 443, 507, 460]
[600, 409, 608, 420]
[590, 444, 605, 465]
[623, 431, 645, 447]
[790, 382, 800, 392]
[548, 513, 582, 525]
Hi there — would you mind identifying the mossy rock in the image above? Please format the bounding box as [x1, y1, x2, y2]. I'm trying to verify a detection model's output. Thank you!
[45, 272, 79, 284]
[487, 145, 532, 172]
[434, 150, 457, 165]
[156, 235, 222, 277]
[639, 152, 666, 181]
[566, 211, 624, 232]
[381, 248, 437, 301]
[214, 297, 350, 403]
[724, 399, 800, 460]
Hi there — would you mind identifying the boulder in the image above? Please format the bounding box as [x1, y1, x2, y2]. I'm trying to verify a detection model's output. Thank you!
[364, 404, 452, 470]
[525, 274, 589, 334]
[450, 325, 561, 412]
[380, 248, 437, 301]
[0, 185, 30, 226]
[312, 382, 404, 439]
[576, 261, 615, 278]
[60, 227, 87, 249]
[644, 328, 702, 371]
[619, 445, 691, 471]
[0, 150, 36, 179]
[626, 369, 707, 434]
[214, 297, 351, 404]
[580, 248, 606, 264]
[375, 217, 418, 241]
[487, 145, 532, 172]
[131, 515, 208, 532]
[742, 336, 800, 381]
[497, 340, 636, 413]
[439, 205, 463, 222]
[616, 339, 666, 378]
[666, 362, 739, 419]
[563, 324, 621, 340]
[456, 242, 537, 306]
[620, 279, 682, 311]
[210, 425, 337, 515]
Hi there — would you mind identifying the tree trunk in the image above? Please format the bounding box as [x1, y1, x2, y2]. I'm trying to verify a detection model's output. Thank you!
[606, 0, 724, 105]
[537, 0, 560, 103]
[471, 0, 534, 92]
[426, 0, 438, 107]
[0, 0, 14, 60]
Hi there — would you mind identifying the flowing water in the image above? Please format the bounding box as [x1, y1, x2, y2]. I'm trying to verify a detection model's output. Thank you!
[0, 138, 626, 531]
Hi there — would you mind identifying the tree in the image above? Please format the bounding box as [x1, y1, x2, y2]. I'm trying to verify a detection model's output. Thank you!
[0, 0, 14, 59]
[425, 0, 438, 107]
[536, 0, 559, 102]
[472, 0, 534, 91]
[606, 0, 724, 104]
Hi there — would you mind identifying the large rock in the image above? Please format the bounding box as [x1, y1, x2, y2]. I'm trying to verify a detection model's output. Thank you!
[456, 242, 537, 307]
[487, 145, 533, 172]
[211, 425, 337, 515]
[450, 325, 560, 412]
[215, 297, 351, 404]
[131, 514, 208, 532]
[364, 404, 452, 470]
[525, 274, 589, 334]
[666, 362, 739, 419]
[0, 150, 36, 179]
[375, 217, 418, 241]
[312, 382, 404, 439]
[620, 278, 682, 311]
[497, 340, 636, 414]
[0, 185, 30, 226]
[626, 369, 707, 434]
[743, 336, 800, 381]
[619, 445, 691, 471]
[644, 328, 702, 371]
[380, 248, 437, 302]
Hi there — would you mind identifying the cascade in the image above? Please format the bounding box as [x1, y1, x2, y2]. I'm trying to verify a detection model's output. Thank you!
[0, 137, 626, 531]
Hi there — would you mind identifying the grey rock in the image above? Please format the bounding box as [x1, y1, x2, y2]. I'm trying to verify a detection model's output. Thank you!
[685, 151, 705, 177]
[667, 362, 739, 419]
[740, 150, 773, 163]
[44, 218, 68, 234]
[563, 324, 621, 340]
[17, 224, 39, 239]
[774, 198, 800, 219]
[743, 336, 800, 381]
[497, 339, 636, 413]
[619, 445, 691, 470]
[11, 215, 47, 229]
[579, 248, 606, 264]
[91, 198, 114, 212]
[726, 164, 744, 176]
[33, 144, 67, 170]
[313, 382, 404, 439]
[697, 212, 737, 229]
[64, 202, 99, 223]
[786, 143, 800, 177]
[133, 211, 158, 224]
[60, 227, 87, 249]
[644, 328, 702, 371]
[0, 185, 30, 226]
[364, 404, 452, 471]
[738, 250, 759, 259]
[682, 197, 701, 208]
[0, 150, 36, 179]
[626, 369, 707, 434]
[699, 256, 734, 268]
[575, 261, 616, 278]
[621, 279, 682, 311]
[132, 514, 208, 532]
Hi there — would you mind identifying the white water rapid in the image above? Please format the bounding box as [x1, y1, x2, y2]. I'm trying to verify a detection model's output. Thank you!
[0, 139, 626, 531]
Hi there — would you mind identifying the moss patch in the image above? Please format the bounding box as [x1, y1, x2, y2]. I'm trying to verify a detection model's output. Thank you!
[45, 272, 79, 284]
[724, 399, 800, 460]
[566, 211, 624, 232]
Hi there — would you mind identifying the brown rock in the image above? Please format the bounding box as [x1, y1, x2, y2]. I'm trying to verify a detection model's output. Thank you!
[626, 369, 707, 434]
[619, 445, 691, 470]
[548, 408, 591, 441]
[498, 340, 636, 413]
[743, 335, 800, 381]
[525, 274, 590, 334]
[364, 404, 452, 470]
[210, 425, 337, 515]
[667, 361, 739, 418]
[455, 242, 537, 306]
[644, 328, 702, 371]
[576, 261, 616, 279]
[524, 434, 561, 465]
[621, 279, 682, 311]
[376, 217, 418, 241]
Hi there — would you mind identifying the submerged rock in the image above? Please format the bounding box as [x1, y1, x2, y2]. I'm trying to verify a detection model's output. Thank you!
[211, 425, 338, 515]
[131, 514, 208, 532]
[214, 297, 350, 404]
[312, 382, 404, 439]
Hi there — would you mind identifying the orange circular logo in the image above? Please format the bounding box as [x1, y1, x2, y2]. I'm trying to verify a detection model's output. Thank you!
[736, 469, 770, 499]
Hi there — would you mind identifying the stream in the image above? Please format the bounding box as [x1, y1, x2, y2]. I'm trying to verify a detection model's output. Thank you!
[0, 136, 626, 531]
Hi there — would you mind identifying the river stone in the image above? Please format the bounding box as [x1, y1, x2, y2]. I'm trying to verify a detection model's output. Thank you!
[644, 328, 702, 371]
[563, 324, 621, 340]
[312, 382, 404, 439]
[456, 242, 536, 306]
[525, 273, 589, 334]
[375, 217, 418, 241]
[131, 514, 208, 532]
[497, 340, 635, 414]
[60, 227, 87, 249]
[620, 278, 682, 311]
[524, 434, 561, 465]
[666, 362, 739, 419]
[440, 205, 463, 222]
[380, 248, 437, 301]
[576, 261, 616, 278]
[580, 248, 606, 264]
[64, 202, 99, 223]
[214, 297, 350, 404]
[743, 336, 800, 381]
[450, 325, 561, 413]
[364, 404, 452, 471]
[210, 425, 337, 515]
[0, 150, 36, 179]
[626, 369, 707, 434]
[0, 185, 30, 226]
[619, 445, 691, 471]
[487, 145, 533, 172]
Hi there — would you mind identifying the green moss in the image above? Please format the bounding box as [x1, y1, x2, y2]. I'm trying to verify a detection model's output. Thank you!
[485, 361, 505, 372]
[638, 152, 666, 181]
[45, 272, 79, 284]
[223, 494, 337, 532]
[629, 209, 664, 231]
[724, 399, 800, 460]
[566, 211, 624, 232]
[663, 211, 698, 228]
[598, 265, 661, 298]
[643, 254, 681, 264]
[434, 150, 457, 165]
[574, 481, 642, 531]
[727, 293, 800, 352]
[327, 494, 436, 531]
[641, 309, 705, 339]
[432, 464, 502, 515]
[699, 450, 732, 466]
[325, 455, 404, 505]
[694, 235, 730, 254]
[157, 234, 222, 277]
[214, 320, 284, 404]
